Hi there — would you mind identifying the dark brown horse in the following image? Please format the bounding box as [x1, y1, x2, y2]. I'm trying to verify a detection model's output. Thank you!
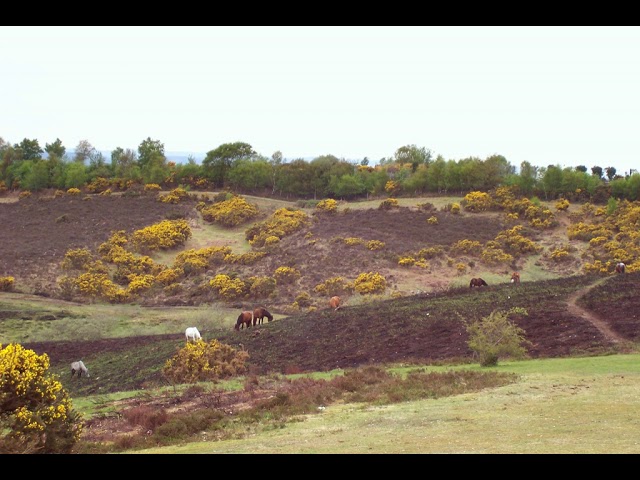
[469, 278, 488, 288]
[234, 311, 253, 330]
[253, 307, 273, 325]
[615, 262, 626, 274]
[511, 272, 521, 284]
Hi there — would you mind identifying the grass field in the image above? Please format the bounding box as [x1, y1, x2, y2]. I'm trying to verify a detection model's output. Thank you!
[129, 354, 640, 454]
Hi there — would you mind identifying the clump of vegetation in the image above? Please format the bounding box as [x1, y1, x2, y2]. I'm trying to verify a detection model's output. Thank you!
[353, 272, 387, 295]
[0, 276, 15, 292]
[465, 307, 530, 367]
[314, 276, 354, 297]
[163, 339, 249, 385]
[316, 198, 338, 213]
[201, 195, 259, 226]
[462, 191, 492, 212]
[131, 219, 192, 252]
[0, 344, 83, 453]
[379, 198, 399, 210]
[209, 274, 248, 300]
[245, 208, 310, 248]
[274, 266, 301, 284]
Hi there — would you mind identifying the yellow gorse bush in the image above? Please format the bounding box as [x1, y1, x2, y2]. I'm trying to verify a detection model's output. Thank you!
[353, 272, 387, 295]
[246, 208, 310, 248]
[163, 339, 249, 385]
[209, 274, 247, 300]
[462, 191, 492, 212]
[131, 219, 192, 252]
[316, 198, 338, 213]
[0, 276, 15, 292]
[274, 266, 300, 284]
[313, 276, 354, 297]
[201, 195, 259, 227]
[398, 256, 416, 266]
[378, 198, 399, 210]
[366, 240, 385, 251]
[450, 239, 483, 256]
[0, 343, 83, 453]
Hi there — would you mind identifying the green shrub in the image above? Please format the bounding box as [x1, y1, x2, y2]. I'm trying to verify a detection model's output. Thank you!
[465, 307, 530, 367]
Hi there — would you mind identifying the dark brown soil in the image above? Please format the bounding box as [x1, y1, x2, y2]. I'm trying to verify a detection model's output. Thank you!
[0, 194, 197, 294]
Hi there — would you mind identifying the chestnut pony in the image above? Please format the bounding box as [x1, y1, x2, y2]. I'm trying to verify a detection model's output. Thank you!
[511, 272, 521, 284]
[253, 307, 273, 325]
[329, 296, 341, 310]
[469, 278, 488, 288]
[615, 262, 626, 274]
[234, 311, 253, 330]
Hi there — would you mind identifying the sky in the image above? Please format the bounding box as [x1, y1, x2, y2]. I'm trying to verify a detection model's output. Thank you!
[2, 26, 640, 175]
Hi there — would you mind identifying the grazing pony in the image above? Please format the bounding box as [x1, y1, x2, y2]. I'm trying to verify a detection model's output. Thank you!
[185, 327, 201, 342]
[511, 272, 521, 284]
[70, 361, 89, 378]
[329, 296, 341, 310]
[253, 307, 273, 325]
[615, 262, 626, 274]
[469, 278, 488, 288]
[235, 311, 253, 330]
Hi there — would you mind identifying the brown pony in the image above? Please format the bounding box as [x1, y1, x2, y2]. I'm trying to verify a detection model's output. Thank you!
[615, 262, 626, 274]
[234, 311, 253, 330]
[511, 272, 521, 284]
[253, 307, 273, 325]
[329, 296, 341, 310]
[469, 278, 488, 288]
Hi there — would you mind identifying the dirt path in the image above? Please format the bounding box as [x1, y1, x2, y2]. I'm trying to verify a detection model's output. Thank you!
[565, 277, 626, 344]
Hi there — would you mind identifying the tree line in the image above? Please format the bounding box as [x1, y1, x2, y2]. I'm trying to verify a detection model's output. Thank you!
[1, 136, 639, 202]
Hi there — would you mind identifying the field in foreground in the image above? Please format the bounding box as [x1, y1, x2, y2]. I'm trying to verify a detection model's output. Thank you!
[132, 354, 640, 454]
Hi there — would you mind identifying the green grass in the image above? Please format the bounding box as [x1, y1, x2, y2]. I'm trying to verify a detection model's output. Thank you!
[338, 196, 464, 211]
[127, 353, 640, 454]
[0, 292, 244, 344]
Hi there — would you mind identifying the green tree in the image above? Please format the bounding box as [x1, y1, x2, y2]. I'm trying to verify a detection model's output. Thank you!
[45, 138, 66, 159]
[465, 307, 530, 367]
[227, 157, 271, 192]
[64, 162, 88, 188]
[111, 147, 138, 179]
[0, 343, 83, 453]
[14, 138, 43, 160]
[22, 160, 50, 191]
[276, 158, 314, 197]
[202, 142, 256, 187]
[137, 137, 165, 171]
[540, 165, 564, 200]
[605, 166, 617, 181]
[591, 165, 603, 179]
[270, 150, 283, 194]
[394, 144, 432, 172]
[88, 151, 112, 180]
[328, 173, 366, 199]
[575, 165, 587, 173]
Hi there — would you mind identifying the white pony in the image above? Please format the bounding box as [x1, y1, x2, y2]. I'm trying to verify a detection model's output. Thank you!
[70, 360, 89, 378]
[185, 327, 202, 342]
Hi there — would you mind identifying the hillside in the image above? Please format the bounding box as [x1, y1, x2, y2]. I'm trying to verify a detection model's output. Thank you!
[0, 191, 637, 396]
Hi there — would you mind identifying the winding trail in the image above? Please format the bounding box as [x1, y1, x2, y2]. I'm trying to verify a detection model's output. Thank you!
[565, 277, 626, 344]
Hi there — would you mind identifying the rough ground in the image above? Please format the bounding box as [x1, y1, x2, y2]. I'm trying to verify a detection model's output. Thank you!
[2, 192, 639, 447]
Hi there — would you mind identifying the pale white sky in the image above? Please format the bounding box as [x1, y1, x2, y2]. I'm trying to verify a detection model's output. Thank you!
[2, 26, 639, 174]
